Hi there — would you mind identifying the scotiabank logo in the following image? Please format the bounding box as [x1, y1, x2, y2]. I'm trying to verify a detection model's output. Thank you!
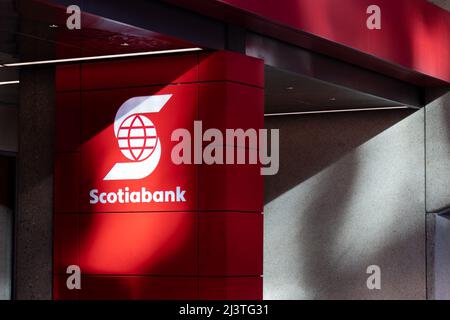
[104, 94, 172, 180]
[88, 92, 188, 207]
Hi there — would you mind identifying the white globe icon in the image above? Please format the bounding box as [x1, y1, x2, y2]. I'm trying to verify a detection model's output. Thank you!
[117, 114, 158, 162]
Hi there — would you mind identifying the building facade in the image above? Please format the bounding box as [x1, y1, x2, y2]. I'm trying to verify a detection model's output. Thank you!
[0, 0, 449, 300]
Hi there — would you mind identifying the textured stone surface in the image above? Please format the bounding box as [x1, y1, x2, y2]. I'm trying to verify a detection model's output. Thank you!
[264, 109, 426, 299]
[426, 213, 436, 300]
[15, 67, 54, 300]
[425, 92, 450, 213]
[427, 212, 450, 300]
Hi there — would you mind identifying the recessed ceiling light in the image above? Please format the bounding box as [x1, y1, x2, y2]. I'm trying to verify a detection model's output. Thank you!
[329, 97, 336, 101]
[1, 48, 203, 67]
[49, 24, 59, 28]
[264, 106, 411, 117]
[0, 80, 20, 86]
[286, 86, 294, 90]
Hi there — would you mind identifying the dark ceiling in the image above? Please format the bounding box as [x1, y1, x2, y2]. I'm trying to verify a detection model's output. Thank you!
[0, 0, 18, 109]
[265, 66, 404, 114]
[0, 0, 198, 64]
[0, 0, 413, 115]
[0, 0, 17, 57]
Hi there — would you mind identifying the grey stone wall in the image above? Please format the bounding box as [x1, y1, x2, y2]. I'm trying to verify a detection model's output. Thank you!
[425, 92, 450, 300]
[264, 109, 426, 299]
[425, 93, 450, 213]
[427, 213, 450, 300]
[15, 67, 54, 300]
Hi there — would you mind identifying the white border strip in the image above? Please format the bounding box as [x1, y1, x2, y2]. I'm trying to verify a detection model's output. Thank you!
[1, 47, 203, 67]
[264, 106, 412, 117]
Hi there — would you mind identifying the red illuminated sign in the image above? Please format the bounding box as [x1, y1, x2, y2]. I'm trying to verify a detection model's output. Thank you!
[54, 51, 264, 300]
[81, 84, 198, 212]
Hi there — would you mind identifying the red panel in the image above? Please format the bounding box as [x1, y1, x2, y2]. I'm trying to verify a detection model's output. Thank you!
[81, 54, 198, 90]
[80, 84, 197, 213]
[198, 212, 263, 276]
[55, 92, 81, 152]
[53, 214, 78, 274]
[53, 52, 265, 300]
[197, 59, 265, 214]
[199, 51, 264, 87]
[54, 153, 80, 213]
[198, 277, 263, 300]
[78, 213, 197, 275]
[56, 64, 81, 92]
[199, 82, 264, 136]
[199, 161, 263, 212]
[192, 0, 450, 83]
[78, 276, 197, 300]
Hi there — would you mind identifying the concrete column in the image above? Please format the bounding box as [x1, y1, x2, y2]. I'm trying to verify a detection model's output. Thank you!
[426, 212, 450, 300]
[425, 92, 450, 300]
[15, 66, 54, 299]
[425, 92, 450, 213]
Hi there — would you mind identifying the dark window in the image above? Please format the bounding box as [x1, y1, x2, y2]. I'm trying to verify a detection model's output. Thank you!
[0, 155, 15, 300]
